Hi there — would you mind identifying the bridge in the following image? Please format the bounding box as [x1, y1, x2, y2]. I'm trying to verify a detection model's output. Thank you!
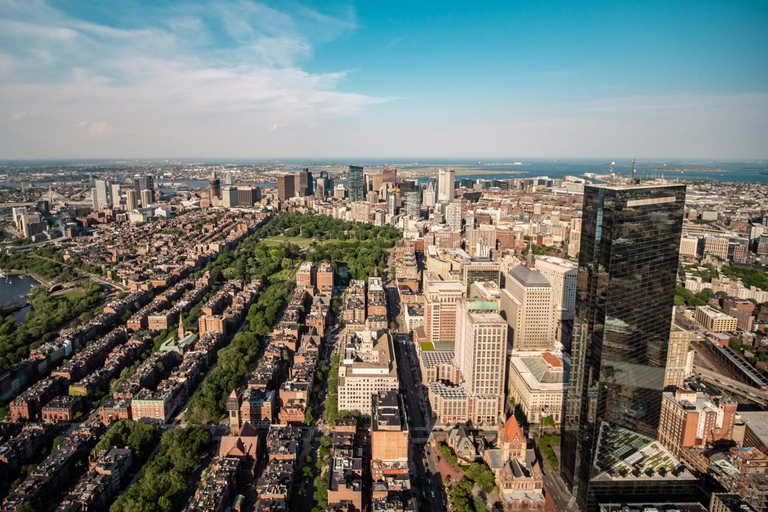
[694, 365, 768, 405]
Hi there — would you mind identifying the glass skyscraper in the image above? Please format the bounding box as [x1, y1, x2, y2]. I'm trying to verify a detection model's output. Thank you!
[348, 165, 365, 202]
[561, 182, 687, 511]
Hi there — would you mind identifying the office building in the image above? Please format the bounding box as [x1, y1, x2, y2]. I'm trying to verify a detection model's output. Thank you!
[507, 351, 569, 425]
[237, 186, 260, 207]
[382, 166, 397, 186]
[679, 237, 700, 259]
[140, 189, 153, 207]
[462, 258, 501, 295]
[657, 387, 737, 459]
[501, 259, 556, 351]
[665, 326, 693, 389]
[94, 179, 112, 208]
[209, 177, 221, 200]
[438, 168, 455, 201]
[222, 187, 238, 208]
[423, 179, 437, 208]
[423, 271, 465, 345]
[125, 189, 139, 211]
[561, 182, 687, 512]
[348, 165, 365, 203]
[134, 175, 153, 194]
[445, 202, 462, 231]
[454, 299, 507, 422]
[298, 168, 313, 196]
[315, 178, 327, 199]
[386, 189, 397, 216]
[535, 256, 578, 322]
[695, 306, 738, 333]
[277, 174, 295, 201]
[337, 325, 398, 416]
[704, 236, 730, 260]
[110, 183, 122, 206]
[405, 190, 421, 217]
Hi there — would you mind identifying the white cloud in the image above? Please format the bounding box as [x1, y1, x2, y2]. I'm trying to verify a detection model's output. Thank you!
[86, 121, 114, 137]
[0, 0, 388, 158]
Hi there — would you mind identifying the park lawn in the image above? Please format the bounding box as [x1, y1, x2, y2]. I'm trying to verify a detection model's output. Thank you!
[61, 290, 87, 300]
[420, 342, 435, 351]
[263, 235, 313, 247]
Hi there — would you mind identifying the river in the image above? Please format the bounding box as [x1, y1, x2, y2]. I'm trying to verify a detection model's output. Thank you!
[0, 274, 38, 323]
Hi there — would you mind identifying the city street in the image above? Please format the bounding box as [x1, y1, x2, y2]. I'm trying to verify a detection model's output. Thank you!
[385, 266, 446, 512]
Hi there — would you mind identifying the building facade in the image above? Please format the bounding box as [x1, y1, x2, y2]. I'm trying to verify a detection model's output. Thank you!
[561, 182, 686, 512]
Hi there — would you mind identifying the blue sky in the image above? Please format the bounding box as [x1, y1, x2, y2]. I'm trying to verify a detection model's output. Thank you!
[0, 0, 766, 159]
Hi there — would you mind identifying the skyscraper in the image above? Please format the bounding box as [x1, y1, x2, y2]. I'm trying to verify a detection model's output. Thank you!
[386, 189, 397, 216]
[134, 175, 154, 194]
[423, 179, 437, 208]
[125, 189, 139, 211]
[382, 166, 397, 186]
[94, 179, 111, 208]
[209, 177, 221, 201]
[348, 165, 365, 202]
[561, 182, 687, 511]
[140, 189, 153, 207]
[298, 168, 313, 196]
[277, 174, 295, 201]
[445, 202, 462, 231]
[405, 190, 421, 217]
[455, 299, 507, 422]
[438, 168, 455, 201]
[111, 183, 122, 207]
[500, 259, 556, 351]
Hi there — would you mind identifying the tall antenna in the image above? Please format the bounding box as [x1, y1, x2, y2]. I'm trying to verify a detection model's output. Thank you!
[631, 155, 637, 178]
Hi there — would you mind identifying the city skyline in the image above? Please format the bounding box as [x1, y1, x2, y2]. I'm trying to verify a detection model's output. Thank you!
[1, 1, 766, 160]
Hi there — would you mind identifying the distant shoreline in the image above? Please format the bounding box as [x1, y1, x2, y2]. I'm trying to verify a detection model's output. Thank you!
[402, 167, 527, 176]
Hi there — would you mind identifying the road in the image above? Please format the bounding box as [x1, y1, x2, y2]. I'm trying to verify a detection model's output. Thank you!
[542, 460, 572, 511]
[385, 268, 446, 512]
[694, 365, 768, 404]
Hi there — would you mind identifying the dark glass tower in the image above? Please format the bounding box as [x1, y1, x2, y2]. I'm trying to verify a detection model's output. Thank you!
[348, 165, 365, 202]
[561, 182, 686, 511]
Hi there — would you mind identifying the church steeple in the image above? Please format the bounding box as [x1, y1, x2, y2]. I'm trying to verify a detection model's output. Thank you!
[178, 318, 185, 341]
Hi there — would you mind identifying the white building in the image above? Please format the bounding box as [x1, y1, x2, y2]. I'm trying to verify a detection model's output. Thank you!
[337, 325, 399, 416]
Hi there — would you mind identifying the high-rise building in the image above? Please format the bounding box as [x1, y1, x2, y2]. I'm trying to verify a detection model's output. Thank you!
[423, 179, 437, 208]
[94, 179, 111, 208]
[298, 168, 313, 196]
[535, 256, 578, 322]
[386, 189, 397, 216]
[222, 187, 238, 208]
[134, 175, 154, 194]
[501, 259, 556, 351]
[237, 186, 259, 207]
[140, 189, 153, 207]
[315, 178, 327, 199]
[371, 390, 409, 484]
[337, 326, 398, 415]
[446, 202, 462, 231]
[209, 178, 221, 201]
[438, 168, 455, 201]
[657, 388, 737, 459]
[125, 189, 139, 211]
[382, 166, 397, 186]
[405, 190, 421, 217]
[110, 183, 122, 207]
[561, 182, 687, 511]
[665, 326, 692, 389]
[423, 271, 465, 345]
[454, 299, 507, 422]
[277, 174, 295, 201]
[348, 165, 365, 203]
